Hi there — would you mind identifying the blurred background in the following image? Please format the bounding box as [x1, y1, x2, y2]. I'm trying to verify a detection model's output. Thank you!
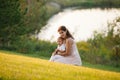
[0, 0, 120, 68]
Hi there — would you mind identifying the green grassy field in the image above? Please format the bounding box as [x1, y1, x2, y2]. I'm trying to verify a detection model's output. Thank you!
[0, 52, 120, 80]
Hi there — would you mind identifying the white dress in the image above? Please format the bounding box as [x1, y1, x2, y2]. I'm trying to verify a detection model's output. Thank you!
[49, 38, 82, 66]
[49, 44, 65, 61]
[57, 44, 66, 54]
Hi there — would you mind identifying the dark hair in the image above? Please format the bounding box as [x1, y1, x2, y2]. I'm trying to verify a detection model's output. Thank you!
[58, 26, 74, 39]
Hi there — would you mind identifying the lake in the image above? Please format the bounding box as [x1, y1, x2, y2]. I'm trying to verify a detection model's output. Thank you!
[38, 8, 120, 42]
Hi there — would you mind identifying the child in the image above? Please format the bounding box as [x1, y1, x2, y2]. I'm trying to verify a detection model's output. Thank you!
[52, 37, 66, 56]
[49, 37, 65, 61]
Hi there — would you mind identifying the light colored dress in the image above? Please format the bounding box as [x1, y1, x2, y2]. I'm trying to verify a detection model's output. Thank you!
[49, 44, 65, 61]
[49, 38, 82, 66]
[57, 44, 66, 54]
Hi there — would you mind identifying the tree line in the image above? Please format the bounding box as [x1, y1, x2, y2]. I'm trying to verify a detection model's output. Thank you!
[77, 17, 120, 67]
[0, 0, 48, 49]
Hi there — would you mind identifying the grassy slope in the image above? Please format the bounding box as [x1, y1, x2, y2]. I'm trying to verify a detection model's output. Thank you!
[1, 50, 120, 72]
[0, 52, 120, 80]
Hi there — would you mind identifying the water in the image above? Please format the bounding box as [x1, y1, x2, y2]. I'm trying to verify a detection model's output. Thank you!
[38, 8, 120, 42]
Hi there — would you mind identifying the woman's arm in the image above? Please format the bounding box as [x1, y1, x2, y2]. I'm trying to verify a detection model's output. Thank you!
[59, 38, 73, 56]
[57, 49, 65, 53]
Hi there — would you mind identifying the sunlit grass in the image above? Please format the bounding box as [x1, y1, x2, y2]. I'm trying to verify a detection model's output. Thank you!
[0, 52, 120, 80]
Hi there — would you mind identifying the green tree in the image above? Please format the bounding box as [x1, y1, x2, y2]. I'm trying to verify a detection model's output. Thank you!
[86, 17, 120, 66]
[0, 0, 48, 49]
[0, 0, 23, 48]
[106, 17, 120, 66]
[24, 0, 47, 36]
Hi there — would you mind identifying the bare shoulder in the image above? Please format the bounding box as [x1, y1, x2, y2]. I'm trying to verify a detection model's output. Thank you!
[66, 38, 74, 44]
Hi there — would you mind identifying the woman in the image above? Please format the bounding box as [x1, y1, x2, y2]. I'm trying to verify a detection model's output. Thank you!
[50, 26, 82, 66]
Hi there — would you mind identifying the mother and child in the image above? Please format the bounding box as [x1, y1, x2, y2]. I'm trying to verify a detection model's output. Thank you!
[49, 26, 82, 66]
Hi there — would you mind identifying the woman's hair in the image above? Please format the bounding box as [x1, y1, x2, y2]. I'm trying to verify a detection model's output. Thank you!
[58, 26, 74, 39]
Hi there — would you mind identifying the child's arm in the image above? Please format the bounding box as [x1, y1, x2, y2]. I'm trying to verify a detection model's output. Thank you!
[57, 44, 66, 55]
[57, 49, 65, 55]
[52, 49, 59, 56]
[58, 38, 72, 56]
[57, 50, 65, 53]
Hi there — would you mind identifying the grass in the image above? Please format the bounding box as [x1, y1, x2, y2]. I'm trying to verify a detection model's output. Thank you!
[83, 62, 120, 72]
[0, 50, 50, 60]
[0, 50, 120, 72]
[0, 51, 120, 80]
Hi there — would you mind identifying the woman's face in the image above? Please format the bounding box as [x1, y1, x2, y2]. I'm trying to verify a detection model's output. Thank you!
[58, 30, 66, 39]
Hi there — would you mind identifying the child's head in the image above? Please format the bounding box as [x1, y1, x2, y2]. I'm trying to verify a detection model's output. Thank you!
[57, 37, 64, 45]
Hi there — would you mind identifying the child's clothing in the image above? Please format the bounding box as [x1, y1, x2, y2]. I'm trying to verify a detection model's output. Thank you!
[49, 44, 65, 61]
[57, 44, 65, 54]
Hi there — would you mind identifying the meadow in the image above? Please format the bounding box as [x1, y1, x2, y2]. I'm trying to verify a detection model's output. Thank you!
[0, 51, 120, 80]
[0, 1, 120, 79]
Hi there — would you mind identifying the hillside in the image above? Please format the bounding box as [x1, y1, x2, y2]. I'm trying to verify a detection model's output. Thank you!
[0, 52, 120, 80]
